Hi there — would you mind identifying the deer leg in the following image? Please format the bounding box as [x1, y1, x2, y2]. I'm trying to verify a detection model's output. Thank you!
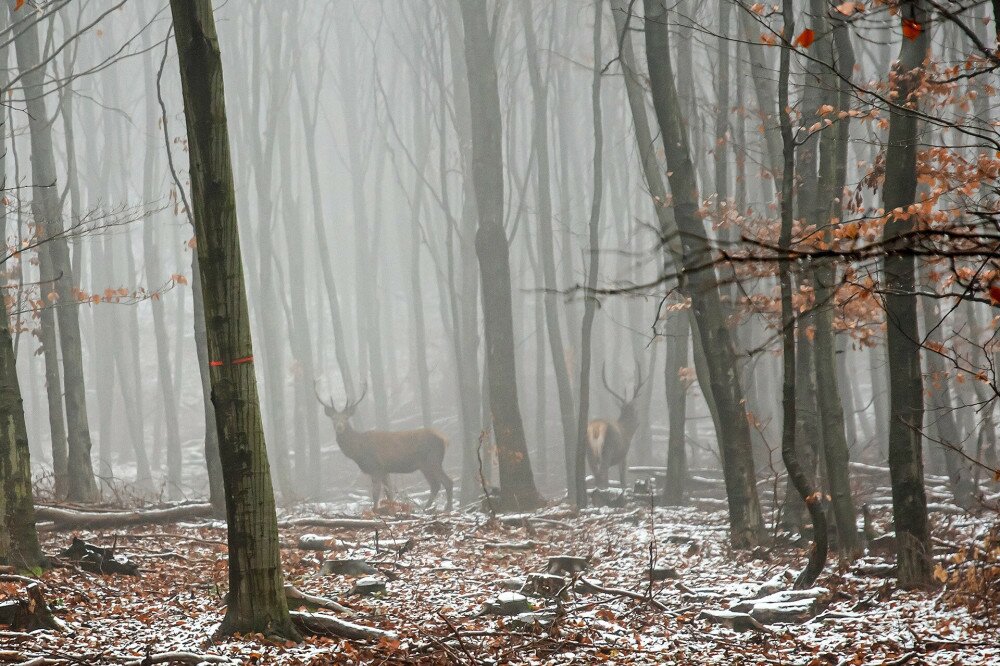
[383, 476, 395, 503]
[371, 476, 384, 509]
[620, 461, 627, 491]
[421, 469, 441, 510]
[440, 470, 454, 511]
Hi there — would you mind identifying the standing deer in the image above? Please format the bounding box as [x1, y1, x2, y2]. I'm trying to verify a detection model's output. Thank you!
[316, 384, 453, 510]
[586, 362, 646, 489]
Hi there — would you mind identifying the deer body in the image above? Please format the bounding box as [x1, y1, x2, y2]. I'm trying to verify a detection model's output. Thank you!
[586, 363, 645, 490]
[318, 386, 454, 510]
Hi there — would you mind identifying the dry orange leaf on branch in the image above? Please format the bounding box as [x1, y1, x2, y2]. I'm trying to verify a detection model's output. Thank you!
[795, 28, 815, 48]
[902, 18, 923, 40]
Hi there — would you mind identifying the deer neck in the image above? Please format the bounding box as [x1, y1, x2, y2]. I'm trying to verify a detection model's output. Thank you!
[334, 422, 363, 459]
[618, 410, 639, 444]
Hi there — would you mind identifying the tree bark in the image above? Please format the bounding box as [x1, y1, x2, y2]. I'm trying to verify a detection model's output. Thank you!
[642, 0, 764, 548]
[0, 72, 42, 569]
[575, 0, 605, 508]
[812, 8, 859, 556]
[458, 0, 541, 510]
[169, 0, 297, 639]
[520, 0, 579, 497]
[778, 0, 827, 588]
[881, 0, 933, 588]
[9, 1, 98, 502]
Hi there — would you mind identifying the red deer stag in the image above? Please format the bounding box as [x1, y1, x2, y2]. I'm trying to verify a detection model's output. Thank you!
[587, 362, 646, 489]
[316, 384, 453, 510]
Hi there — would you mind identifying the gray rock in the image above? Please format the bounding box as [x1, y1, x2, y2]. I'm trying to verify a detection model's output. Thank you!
[349, 577, 387, 596]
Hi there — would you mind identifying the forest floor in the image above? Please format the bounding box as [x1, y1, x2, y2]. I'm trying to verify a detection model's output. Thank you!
[2, 500, 998, 665]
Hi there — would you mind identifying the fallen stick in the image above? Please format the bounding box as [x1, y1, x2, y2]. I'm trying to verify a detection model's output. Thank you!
[284, 584, 354, 615]
[576, 577, 669, 611]
[482, 541, 539, 551]
[35, 504, 214, 532]
[278, 517, 389, 530]
[122, 652, 232, 665]
[290, 611, 396, 641]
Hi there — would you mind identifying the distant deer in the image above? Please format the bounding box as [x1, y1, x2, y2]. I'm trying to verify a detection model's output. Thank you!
[586, 362, 646, 489]
[316, 384, 453, 510]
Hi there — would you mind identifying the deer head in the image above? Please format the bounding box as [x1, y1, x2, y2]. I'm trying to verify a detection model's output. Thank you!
[315, 382, 367, 434]
[602, 360, 646, 434]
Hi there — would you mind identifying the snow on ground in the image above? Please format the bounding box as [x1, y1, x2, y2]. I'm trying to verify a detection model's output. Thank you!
[2, 502, 998, 664]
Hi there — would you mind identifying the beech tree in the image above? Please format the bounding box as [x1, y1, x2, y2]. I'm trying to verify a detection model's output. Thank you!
[169, 0, 297, 638]
[458, 0, 541, 510]
[881, 0, 933, 588]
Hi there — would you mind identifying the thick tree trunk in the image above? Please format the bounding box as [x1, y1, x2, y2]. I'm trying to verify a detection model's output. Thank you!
[643, 0, 764, 548]
[459, 0, 541, 510]
[10, 2, 98, 502]
[169, 0, 297, 639]
[0, 76, 42, 569]
[881, 0, 933, 589]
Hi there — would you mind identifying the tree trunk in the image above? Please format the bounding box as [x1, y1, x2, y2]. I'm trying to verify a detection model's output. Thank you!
[663, 311, 689, 505]
[642, 0, 764, 548]
[811, 9, 859, 557]
[881, 0, 933, 589]
[9, 1, 98, 502]
[169, 0, 297, 639]
[458, 0, 541, 510]
[575, 0, 605, 508]
[0, 61, 42, 568]
[520, 0, 579, 497]
[778, 0, 827, 588]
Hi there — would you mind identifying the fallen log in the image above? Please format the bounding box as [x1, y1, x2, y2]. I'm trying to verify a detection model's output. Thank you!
[290, 610, 396, 641]
[35, 504, 214, 532]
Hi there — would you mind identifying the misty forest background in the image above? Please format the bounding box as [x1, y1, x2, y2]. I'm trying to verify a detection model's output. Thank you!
[13, 0, 991, 504]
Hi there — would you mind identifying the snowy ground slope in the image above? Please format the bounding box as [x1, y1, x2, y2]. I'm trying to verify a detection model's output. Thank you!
[3, 503, 998, 664]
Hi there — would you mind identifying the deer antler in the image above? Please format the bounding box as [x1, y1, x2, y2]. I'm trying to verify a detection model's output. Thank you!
[314, 379, 337, 412]
[601, 362, 627, 405]
[344, 382, 368, 414]
[631, 358, 647, 400]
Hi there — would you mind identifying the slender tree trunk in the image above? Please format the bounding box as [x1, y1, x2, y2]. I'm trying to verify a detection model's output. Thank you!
[459, 0, 541, 510]
[291, 63, 354, 405]
[921, 299, 976, 507]
[520, 0, 578, 497]
[663, 310, 689, 505]
[777, 1, 827, 587]
[643, 0, 764, 548]
[881, 0, 933, 588]
[170, 0, 297, 639]
[812, 10, 859, 556]
[10, 2, 98, 502]
[575, 0, 605, 508]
